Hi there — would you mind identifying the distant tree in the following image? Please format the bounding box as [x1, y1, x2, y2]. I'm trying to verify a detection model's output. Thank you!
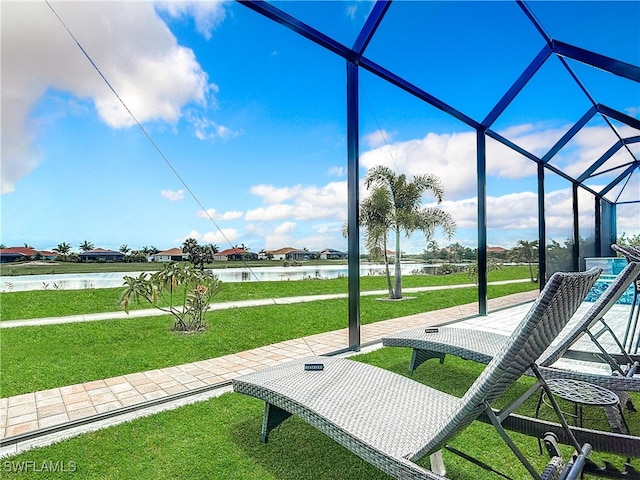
[546, 238, 573, 277]
[509, 240, 538, 282]
[0, 244, 6, 249]
[618, 232, 640, 248]
[53, 242, 72, 255]
[24, 243, 34, 249]
[182, 239, 217, 270]
[204, 244, 218, 264]
[423, 240, 440, 262]
[79, 240, 94, 253]
[467, 259, 501, 285]
[258, 249, 274, 260]
[127, 250, 148, 263]
[119, 244, 130, 255]
[446, 242, 469, 263]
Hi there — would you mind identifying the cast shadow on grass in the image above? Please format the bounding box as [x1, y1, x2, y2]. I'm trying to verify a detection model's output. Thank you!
[231, 348, 640, 480]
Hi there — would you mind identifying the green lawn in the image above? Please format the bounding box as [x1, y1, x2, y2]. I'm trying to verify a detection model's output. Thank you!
[0, 283, 536, 397]
[1, 349, 636, 479]
[0, 259, 349, 276]
[0, 266, 535, 321]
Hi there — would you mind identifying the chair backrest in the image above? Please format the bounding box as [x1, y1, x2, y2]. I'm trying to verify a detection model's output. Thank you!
[612, 244, 640, 262]
[538, 261, 640, 367]
[415, 267, 601, 458]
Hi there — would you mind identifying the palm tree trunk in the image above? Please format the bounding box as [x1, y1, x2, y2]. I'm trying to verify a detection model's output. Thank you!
[383, 240, 393, 298]
[528, 261, 534, 282]
[393, 226, 402, 299]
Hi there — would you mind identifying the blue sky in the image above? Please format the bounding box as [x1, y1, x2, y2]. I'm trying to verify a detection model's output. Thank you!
[1, 1, 639, 255]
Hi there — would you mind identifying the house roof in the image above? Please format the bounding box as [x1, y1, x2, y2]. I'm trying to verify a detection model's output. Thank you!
[0, 247, 39, 256]
[80, 248, 121, 255]
[321, 248, 346, 254]
[217, 248, 248, 256]
[487, 246, 507, 253]
[268, 247, 297, 255]
[156, 248, 185, 256]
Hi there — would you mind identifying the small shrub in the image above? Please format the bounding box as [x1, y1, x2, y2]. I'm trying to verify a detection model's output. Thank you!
[119, 262, 221, 332]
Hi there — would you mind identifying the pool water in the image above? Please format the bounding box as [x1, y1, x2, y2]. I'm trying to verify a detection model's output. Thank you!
[584, 274, 636, 304]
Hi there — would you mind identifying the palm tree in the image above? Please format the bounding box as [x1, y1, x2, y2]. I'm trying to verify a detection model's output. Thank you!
[182, 237, 201, 267]
[141, 245, 159, 256]
[119, 244, 130, 255]
[79, 240, 94, 252]
[53, 242, 72, 255]
[509, 239, 539, 282]
[182, 238, 217, 270]
[359, 185, 395, 298]
[364, 165, 456, 299]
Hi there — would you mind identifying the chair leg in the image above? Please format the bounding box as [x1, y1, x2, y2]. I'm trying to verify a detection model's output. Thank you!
[429, 450, 446, 476]
[410, 348, 445, 373]
[630, 297, 640, 355]
[261, 402, 292, 443]
[623, 289, 639, 352]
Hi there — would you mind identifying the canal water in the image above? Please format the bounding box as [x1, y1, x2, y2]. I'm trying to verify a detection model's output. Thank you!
[1, 263, 438, 292]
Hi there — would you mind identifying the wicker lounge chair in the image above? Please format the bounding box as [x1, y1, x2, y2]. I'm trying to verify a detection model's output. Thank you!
[612, 244, 640, 353]
[233, 268, 600, 480]
[383, 262, 640, 396]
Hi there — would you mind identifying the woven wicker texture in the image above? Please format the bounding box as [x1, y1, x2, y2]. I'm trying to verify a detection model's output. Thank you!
[384, 262, 640, 392]
[233, 268, 600, 479]
[544, 378, 619, 406]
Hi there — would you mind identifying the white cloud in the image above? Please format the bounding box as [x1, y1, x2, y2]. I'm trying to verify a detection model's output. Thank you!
[161, 189, 185, 201]
[359, 122, 639, 202]
[327, 166, 345, 177]
[246, 182, 347, 221]
[360, 131, 479, 199]
[554, 125, 638, 177]
[345, 4, 358, 20]
[196, 208, 244, 221]
[180, 228, 240, 245]
[1, 1, 215, 194]
[344, 1, 375, 22]
[625, 106, 640, 118]
[363, 129, 394, 148]
[275, 222, 297, 234]
[157, 1, 227, 41]
[188, 112, 242, 141]
[250, 184, 300, 204]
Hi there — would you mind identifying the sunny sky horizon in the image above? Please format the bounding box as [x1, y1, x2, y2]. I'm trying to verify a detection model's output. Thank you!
[2, 1, 639, 255]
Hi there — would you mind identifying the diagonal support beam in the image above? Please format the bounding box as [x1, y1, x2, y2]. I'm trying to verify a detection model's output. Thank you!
[552, 40, 640, 82]
[352, 0, 391, 56]
[543, 106, 597, 164]
[483, 44, 552, 128]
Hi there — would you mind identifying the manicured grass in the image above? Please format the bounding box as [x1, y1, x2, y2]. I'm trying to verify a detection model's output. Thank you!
[0, 259, 349, 276]
[0, 283, 536, 397]
[2, 350, 636, 479]
[0, 266, 534, 320]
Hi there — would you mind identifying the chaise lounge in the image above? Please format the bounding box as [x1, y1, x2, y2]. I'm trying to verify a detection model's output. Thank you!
[383, 261, 640, 395]
[233, 268, 600, 479]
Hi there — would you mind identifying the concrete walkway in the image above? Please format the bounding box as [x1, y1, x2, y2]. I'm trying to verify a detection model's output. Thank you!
[0, 279, 531, 328]
[0, 289, 538, 457]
